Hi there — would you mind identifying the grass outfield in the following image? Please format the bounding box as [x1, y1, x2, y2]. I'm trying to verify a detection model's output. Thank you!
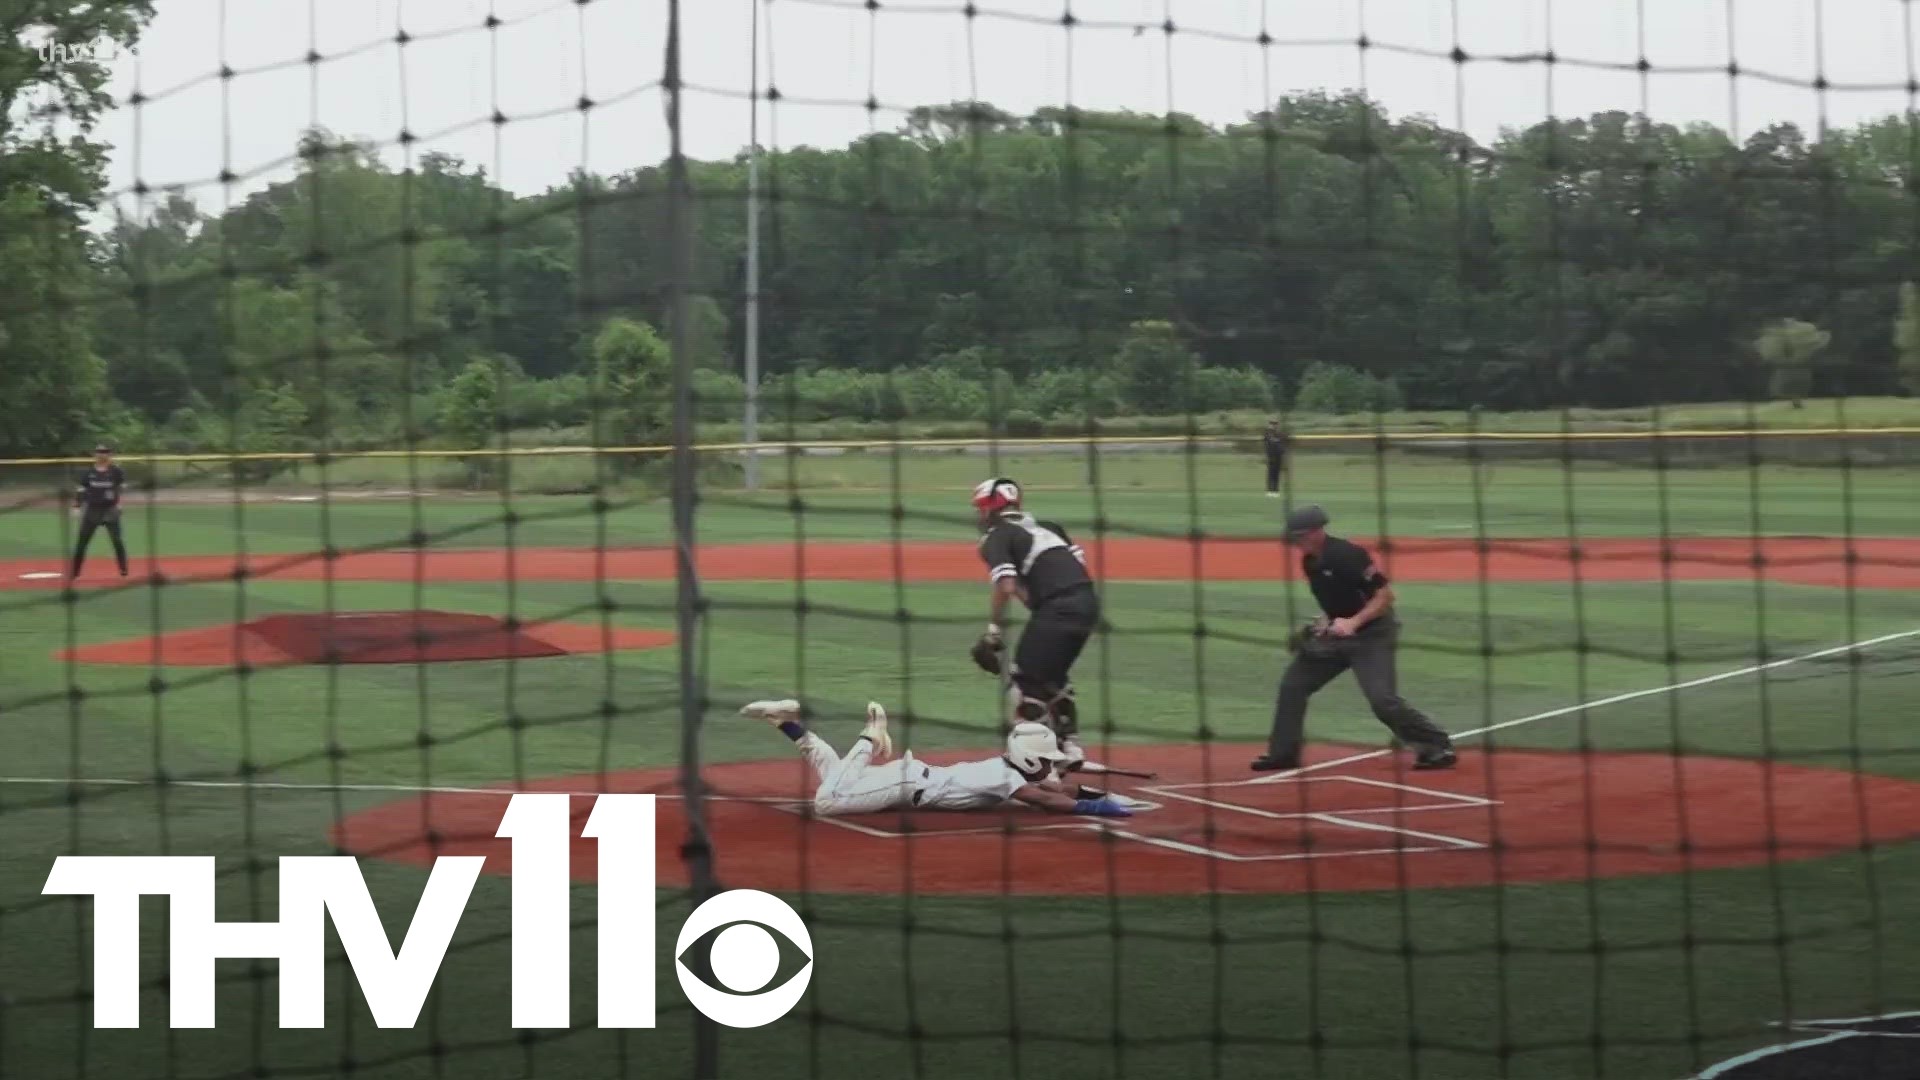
[5, 452, 1920, 559]
[0, 452, 1916, 1079]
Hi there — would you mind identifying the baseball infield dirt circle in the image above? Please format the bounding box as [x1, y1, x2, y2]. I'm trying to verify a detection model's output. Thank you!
[331, 743, 1920, 897]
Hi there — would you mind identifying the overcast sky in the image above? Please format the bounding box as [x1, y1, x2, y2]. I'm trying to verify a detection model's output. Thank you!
[87, 0, 1920, 212]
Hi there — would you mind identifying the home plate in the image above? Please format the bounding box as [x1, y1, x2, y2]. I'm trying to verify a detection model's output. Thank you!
[18, 572, 62, 580]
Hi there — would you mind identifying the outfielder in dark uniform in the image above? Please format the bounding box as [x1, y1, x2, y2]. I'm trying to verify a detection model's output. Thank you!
[71, 444, 129, 580]
[1263, 420, 1288, 497]
[1252, 503, 1456, 772]
[969, 477, 1099, 765]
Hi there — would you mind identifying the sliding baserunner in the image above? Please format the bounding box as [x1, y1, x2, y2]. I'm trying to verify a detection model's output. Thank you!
[740, 699, 1139, 819]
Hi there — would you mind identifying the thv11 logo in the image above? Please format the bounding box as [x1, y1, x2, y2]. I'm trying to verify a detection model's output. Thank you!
[36, 39, 127, 65]
[42, 794, 812, 1030]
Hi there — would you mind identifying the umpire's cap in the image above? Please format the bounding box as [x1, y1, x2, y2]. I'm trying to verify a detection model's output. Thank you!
[93, 443, 113, 455]
[1283, 504, 1329, 538]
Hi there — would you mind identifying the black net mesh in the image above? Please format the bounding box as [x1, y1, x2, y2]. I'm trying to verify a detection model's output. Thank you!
[2, 1, 1920, 1079]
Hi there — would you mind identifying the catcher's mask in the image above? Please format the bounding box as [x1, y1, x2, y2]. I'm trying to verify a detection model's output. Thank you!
[972, 477, 1021, 522]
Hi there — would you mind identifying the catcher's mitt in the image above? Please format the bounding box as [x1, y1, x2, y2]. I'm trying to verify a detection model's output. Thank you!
[969, 635, 1006, 676]
[1288, 619, 1342, 658]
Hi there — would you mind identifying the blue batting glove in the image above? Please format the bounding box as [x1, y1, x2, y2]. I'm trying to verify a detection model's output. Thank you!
[1073, 798, 1133, 818]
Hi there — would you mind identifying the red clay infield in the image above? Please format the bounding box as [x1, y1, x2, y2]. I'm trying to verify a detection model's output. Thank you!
[8, 535, 1920, 590]
[57, 612, 675, 667]
[331, 743, 1920, 897]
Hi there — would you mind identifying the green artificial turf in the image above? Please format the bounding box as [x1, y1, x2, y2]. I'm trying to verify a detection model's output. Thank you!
[6, 451, 1920, 562]
[0, 449, 1916, 1079]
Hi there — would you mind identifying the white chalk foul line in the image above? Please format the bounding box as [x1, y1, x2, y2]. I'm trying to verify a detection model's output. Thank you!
[1143, 624, 1920, 796]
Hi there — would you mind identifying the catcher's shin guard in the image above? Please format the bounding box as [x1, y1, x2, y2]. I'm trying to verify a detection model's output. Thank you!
[1005, 683, 1049, 727]
[1048, 685, 1079, 740]
[1006, 676, 1080, 745]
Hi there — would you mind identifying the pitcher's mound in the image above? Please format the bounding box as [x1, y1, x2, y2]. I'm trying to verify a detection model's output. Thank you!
[57, 611, 675, 667]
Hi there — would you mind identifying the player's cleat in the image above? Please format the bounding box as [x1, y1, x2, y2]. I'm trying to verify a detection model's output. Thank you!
[1249, 753, 1301, 772]
[1412, 746, 1458, 771]
[859, 702, 894, 760]
[740, 699, 802, 725]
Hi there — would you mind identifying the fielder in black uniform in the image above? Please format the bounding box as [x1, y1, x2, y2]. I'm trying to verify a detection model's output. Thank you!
[1262, 420, 1288, 497]
[71, 444, 129, 580]
[969, 477, 1099, 763]
[1252, 504, 1456, 772]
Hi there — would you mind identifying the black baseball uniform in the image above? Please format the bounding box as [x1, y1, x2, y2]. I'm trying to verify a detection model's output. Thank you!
[1262, 535, 1453, 767]
[71, 464, 129, 578]
[979, 511, 1100, 733]
[1263, 427, 1288, 494]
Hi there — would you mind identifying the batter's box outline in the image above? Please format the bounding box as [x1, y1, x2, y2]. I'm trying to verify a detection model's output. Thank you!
[1140, 774, 1501, 819]
[1120, 774, 1496, 861]
[1105, 813, 1488, 862]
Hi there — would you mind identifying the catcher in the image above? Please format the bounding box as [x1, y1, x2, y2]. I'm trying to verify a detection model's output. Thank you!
[1253, 503, 1457, 773]
[70, 444, 129, 580]
[968, 477, 1099, 764]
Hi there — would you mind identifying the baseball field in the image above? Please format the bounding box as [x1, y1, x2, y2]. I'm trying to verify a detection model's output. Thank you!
[2, 447, 1918, 1080]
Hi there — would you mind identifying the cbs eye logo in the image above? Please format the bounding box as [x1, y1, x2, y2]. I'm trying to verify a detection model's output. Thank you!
[674, 889, 814, 1028]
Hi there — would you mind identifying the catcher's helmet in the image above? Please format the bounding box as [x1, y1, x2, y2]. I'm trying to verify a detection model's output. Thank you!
[972, 476, 1021, 513]
[1004, 721, 1070, 774]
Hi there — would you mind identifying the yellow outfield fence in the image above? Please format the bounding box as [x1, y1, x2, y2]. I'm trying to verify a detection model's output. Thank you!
[7, 426, 1920, 467]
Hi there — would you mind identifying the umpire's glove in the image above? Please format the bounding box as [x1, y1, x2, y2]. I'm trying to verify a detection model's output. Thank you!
[1288, 619, 1342, 659]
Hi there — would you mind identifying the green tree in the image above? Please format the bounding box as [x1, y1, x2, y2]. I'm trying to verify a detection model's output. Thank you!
[438, 356, 515, 449]
[1754, 318, 1833, 405]
[0, 0, 155, 454]
[29, 79, 1920, 449]
[1895, 282, 1920, 396]
[589, 317, 670, 468]
[1111, 320, 1198, 415]
[436, 356, 521, 484]
[1295, 362, 1404, 415]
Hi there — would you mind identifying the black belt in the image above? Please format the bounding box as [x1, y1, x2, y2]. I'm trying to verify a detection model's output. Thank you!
[910, 765, 929, 805]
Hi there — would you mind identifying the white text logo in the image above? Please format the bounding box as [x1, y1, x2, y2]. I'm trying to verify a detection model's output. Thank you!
[36, 39, 126, 66]
[41, 794, 812, 1030]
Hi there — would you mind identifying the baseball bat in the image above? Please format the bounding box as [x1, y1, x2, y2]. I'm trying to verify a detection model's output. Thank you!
[1067, 761, 1158, 781]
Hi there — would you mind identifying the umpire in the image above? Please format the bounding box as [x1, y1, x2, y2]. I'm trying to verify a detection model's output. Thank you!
[70, 444, 130, 580]
[1251, 504, 1456, 772]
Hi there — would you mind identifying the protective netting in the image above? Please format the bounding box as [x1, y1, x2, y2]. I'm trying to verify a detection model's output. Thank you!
[3, 1, 1920, 1079]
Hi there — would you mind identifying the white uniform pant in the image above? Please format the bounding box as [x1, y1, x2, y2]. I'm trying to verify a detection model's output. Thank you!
[799, 733, 915, 816]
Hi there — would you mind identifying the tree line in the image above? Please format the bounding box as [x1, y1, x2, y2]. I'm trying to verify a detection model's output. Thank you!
[6, 2, 1920, 459]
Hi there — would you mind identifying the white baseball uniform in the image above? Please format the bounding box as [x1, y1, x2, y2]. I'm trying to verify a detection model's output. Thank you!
[796, 732, 1028, 816]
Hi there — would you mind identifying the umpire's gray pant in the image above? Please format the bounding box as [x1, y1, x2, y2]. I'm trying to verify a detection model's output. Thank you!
[1264, 618, 1452, 762]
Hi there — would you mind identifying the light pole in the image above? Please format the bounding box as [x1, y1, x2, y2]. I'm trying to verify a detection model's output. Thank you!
[742, 0, 763, 490]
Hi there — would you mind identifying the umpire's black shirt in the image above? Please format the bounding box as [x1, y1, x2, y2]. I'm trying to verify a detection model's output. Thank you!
[1302, 536, 1388, 619]
[76, 465, 126, 510]
[979, 512, 1091, 606]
